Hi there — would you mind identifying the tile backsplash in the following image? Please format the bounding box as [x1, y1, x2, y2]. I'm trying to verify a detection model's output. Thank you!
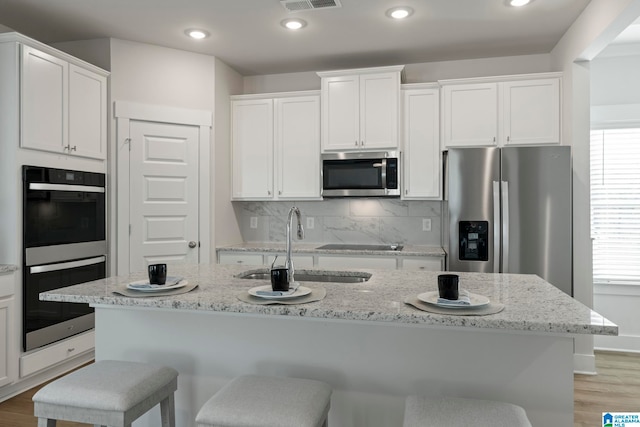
[233, 199, 442, 246]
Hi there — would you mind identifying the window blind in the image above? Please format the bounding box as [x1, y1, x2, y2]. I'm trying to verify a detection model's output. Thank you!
[590, 128, 640, 285]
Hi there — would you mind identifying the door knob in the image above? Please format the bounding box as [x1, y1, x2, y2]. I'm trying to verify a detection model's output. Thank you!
[188, 241, 197, 248]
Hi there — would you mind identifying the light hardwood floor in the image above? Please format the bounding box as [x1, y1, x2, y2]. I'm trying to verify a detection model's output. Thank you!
[0, 351, 638, 427]
[574, 351, 640, 427]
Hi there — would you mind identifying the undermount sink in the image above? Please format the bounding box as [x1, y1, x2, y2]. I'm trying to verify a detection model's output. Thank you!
[315, 243, 403, 251]
[238, 270, 371, 283]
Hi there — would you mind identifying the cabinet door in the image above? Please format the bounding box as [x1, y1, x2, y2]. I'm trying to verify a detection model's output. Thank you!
[69, 64, 107, 159]
[360, 72, 400, 150]
[231, 99, 274, 200]
[442, 83, 498, 147]
[20, 45, 68, 153]
[402, 88, 441, 200]
[218, 253, 265, 265]
[501, 78, 560, 146]
[317, 256, 397, 269]
[0, 297, 15, 388]
[275, 96, 321, 199]
[401, 258, 443, 271]
[266, 254, 315, 269]
[321, 75, 360, 151]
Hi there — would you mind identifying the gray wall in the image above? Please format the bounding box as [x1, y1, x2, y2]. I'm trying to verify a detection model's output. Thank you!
[243, 53, 554, 94]
[234, 200, 441, 246]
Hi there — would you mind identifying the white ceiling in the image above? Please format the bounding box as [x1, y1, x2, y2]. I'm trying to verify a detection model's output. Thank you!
[0, 0, 599, 76]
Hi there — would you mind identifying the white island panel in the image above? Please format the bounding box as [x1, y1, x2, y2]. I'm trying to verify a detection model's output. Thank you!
[96, 306, 573, 427]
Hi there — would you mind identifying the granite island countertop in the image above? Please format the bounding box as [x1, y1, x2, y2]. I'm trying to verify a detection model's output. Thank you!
[41, 263, 617, 337]
[216, 242, 445, 257]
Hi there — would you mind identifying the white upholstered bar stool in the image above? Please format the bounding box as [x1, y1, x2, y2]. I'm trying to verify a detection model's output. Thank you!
[32, 360, 178, 427]
[403, 396, 532, 427]
[196, 375, 332, 427]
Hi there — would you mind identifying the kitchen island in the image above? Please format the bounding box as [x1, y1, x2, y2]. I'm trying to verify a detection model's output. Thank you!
[42, 264, 616, 427]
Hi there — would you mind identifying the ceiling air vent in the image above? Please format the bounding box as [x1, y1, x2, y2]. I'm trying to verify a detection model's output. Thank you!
[280, 0, 342, 12]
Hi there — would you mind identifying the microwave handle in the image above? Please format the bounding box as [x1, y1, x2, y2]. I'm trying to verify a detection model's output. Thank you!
[30, 256, 106, 274]
[28, 183, 105, 193]
[380, 158, 387, 189]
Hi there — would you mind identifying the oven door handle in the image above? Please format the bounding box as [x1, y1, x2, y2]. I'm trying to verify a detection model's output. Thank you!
[28, 183, 105, 193]
[30, 256, 106, 274]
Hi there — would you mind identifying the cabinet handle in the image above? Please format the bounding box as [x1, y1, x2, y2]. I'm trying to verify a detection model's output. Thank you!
[507, 136, 510, 142]
[67, 347, 75, 352]
[355, 140, 358, 147]
[405, 189, 408, 195]
[493, 137, 496, 142]
[268, 190, 271, 195]
[71, 145, 77, 151]
[360, 141, 364, 147]
[278, 191, 282, 195]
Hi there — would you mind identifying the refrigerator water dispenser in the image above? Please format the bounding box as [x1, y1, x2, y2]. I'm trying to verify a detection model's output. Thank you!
[459, 221, 488, 261]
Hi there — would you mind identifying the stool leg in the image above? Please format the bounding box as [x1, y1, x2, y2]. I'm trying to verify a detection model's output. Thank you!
[160, 392, 176, 427]
[37, 419, 56, 427]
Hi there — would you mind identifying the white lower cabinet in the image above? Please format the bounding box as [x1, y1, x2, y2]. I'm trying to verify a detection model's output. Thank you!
[0, 296, 15, 388]
[316, 256, 398, 270]
[218, 253, 265, 266]
[400, 258, 443, 271]
[20, 330, 95, 378]
[266, 255, 314, 269]
[217, 250, 444, 272]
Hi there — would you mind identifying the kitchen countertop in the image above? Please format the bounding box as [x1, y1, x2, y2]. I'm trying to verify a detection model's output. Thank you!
[216, 242, 445, 257]
[0, 264, 18, 273]
[41, 263, 616, 336]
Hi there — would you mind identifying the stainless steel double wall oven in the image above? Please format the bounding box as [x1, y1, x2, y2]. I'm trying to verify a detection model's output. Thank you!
[22, 165, 106, 351]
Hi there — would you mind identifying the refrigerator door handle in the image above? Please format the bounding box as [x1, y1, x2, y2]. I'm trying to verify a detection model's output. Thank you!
[492, 181, 501, 273]
[501, 180, 510, 273]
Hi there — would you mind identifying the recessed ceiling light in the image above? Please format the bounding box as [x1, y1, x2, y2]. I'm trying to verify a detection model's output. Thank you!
[386, 6, 414, 20]
[185, 29, 210, 40]
[281, 18, 307, 30]
[509, 0, 531, 6]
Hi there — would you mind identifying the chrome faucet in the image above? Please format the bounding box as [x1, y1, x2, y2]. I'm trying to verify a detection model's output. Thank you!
[285, 206, 304, 285]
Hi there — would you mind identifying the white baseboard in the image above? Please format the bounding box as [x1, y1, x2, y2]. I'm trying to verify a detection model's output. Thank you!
[595, 334, 640, 353]
[574, 352, 597, 375]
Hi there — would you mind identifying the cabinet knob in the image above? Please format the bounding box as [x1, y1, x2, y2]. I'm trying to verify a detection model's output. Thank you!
[278, 191, 282, 195]
[188, 241, 197, 248]
[507, 136, 510, 142]
[360, 141, 364, 147]
[268, 190, 271, 195]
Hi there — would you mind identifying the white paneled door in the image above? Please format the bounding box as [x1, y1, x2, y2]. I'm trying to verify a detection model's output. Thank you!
[128, 120, 200, 273]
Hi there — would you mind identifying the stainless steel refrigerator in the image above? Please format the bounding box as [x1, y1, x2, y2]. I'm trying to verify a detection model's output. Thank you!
[443, 146, 572, 295]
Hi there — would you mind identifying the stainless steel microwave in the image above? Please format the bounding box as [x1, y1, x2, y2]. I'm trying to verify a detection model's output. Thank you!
[322, 151, 400, 197]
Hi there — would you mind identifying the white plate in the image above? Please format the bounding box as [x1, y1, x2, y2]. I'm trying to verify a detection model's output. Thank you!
[127, 278, 187, 292]
[248, 285, 312, 300]
[417, 291, 490, 309]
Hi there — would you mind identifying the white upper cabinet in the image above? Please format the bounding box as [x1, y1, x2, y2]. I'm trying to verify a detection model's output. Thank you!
[69, 64, 108, 159]
[231, 98, 274, 200]
[275, 95, 320, 199]
[441, 73, 561, 148]
[318, 66, 403, 152]
[20, 43, 108, 160]
[231, 92, 321, 201]
[501, 78, 560, 146]
[21, 45, 68, 154]
[402, 85, 441, 200]
[442, 82, 498, 147]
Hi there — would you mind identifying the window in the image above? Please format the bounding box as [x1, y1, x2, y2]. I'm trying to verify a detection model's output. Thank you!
[590, 128, 640, 285]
